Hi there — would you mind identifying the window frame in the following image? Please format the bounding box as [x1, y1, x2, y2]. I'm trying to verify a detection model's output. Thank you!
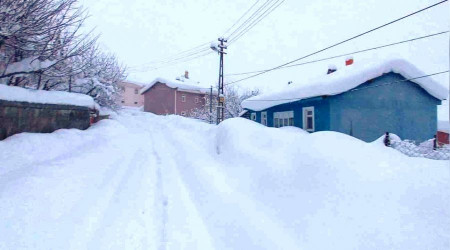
[250, 112, 256, 121]
[195, 97, 199, 103]
[134, 89, 139, 94]
[181, 95, 186, 102]
[261, 112, 267, 126]
[273, 111, 294, 128]
[302, 107, 315, 132]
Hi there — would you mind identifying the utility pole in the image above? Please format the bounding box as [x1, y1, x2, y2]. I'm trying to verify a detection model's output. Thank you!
[209, 86, 213, 124]
[216, 37, 227, 124]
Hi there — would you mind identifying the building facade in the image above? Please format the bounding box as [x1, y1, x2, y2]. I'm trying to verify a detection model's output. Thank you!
[118, 81, 145, 107]
[140, 77, 208, 116]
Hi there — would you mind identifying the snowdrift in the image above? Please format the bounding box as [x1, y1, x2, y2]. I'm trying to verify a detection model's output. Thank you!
[0, 112, 448, 250]
[214, 118, 450, 249]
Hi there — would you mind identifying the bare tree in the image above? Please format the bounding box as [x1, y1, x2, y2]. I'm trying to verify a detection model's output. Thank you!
[0, 0, 126, 108]
[189, 85, 260, 122]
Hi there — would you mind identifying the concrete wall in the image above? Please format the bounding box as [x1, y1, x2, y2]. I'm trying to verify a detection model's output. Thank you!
[0, 100, 90, 140]
[329, 73, 440, 142]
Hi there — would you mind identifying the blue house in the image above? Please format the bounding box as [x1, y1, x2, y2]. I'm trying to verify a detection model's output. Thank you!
[241, 59, 447, 142]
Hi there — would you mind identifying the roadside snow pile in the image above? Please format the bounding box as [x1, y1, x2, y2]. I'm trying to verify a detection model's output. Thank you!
[214, 118, 449, 249]
[243, 58, 448, 111]
[0, 84, 97, 109]
[0, 113, 448, 250]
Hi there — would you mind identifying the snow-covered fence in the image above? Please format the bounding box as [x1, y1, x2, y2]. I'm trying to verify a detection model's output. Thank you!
[384, 132, 450, 160]
[0, 85, 98, 140]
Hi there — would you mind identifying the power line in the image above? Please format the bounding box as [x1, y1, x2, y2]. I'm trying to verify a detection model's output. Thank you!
[129, 0, 283, 72]
[129, 42, 212, 70]
[244, 70, 449, 102]
[129, 50, 214, 73]
[222, 0, 261, 37]
[226, 31, 449, 76]
[229, 0, 285, 45]
[226, 0, 274, 39]
[226, 0, 449, 85]
[129, 1, 272, 72]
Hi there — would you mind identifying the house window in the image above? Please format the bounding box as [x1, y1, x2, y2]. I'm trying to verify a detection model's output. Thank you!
[251, 113, 256, 121]
[181, 95, 186, 102]
[180, 111, 186, 116]
[261, 112, 267, 126]
[134, 89, 139, 94]
[302, 107, 315, 132]
[274, 111, 294, 128]
[195, 97, 199, 103]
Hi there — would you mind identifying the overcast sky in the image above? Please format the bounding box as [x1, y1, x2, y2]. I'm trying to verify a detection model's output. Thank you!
[80, 0, 449, 98]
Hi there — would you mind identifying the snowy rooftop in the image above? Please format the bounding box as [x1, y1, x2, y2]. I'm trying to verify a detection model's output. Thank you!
[242, 59, 448, 111]
[0, 84, 97, 109]
[121, 80, 147, 87]
[140, 77, 209, 95]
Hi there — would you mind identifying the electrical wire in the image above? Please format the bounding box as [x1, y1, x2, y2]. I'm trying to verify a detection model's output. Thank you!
[226, 0, 449, 85]
[226, 0, 275, 39]
[226, 31, 449, 76]
[228, 0, 284, 45]
[222, 0, 262, 37]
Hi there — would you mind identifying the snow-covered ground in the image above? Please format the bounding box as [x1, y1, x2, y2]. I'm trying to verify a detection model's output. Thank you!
[0, 110, 449, 250]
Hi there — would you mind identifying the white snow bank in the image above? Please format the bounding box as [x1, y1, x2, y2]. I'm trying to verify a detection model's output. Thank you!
[279, 125, 309, 134]
[243, 58, 448, 111]
[0, 84, 97, 109]
[140, 77, 209, 94]
[0, 113, 448, 249]
[214, 118, 449, 249]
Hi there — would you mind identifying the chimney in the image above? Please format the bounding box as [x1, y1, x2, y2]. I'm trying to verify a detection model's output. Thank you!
[345, 57, 354, 66]
[184, 70, 189, 79]
[327, 64, 337, 75]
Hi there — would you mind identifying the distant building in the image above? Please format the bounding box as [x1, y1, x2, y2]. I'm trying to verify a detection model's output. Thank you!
[140, 71, 209, 116]
[118, 81, 145, 107]
[242, 59, 447, 142]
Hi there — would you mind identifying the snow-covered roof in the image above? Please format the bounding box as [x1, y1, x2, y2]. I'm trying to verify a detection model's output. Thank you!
[121, 80, 147, 87]
[0, 84, 97, 109]
[242, 59, 448, 111]
[140, 77, 209, 95]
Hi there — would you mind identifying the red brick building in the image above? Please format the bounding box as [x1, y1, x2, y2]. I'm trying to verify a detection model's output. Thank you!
[140, 74, 209, 116]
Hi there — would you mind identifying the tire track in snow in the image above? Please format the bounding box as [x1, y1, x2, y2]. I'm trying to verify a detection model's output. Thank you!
[151, 135, 168, 250]
[149, 118, 216, 250]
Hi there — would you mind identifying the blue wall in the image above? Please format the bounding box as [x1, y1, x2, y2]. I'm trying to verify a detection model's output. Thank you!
[247, 72, 440, 142]
[328, 73, 440, 142]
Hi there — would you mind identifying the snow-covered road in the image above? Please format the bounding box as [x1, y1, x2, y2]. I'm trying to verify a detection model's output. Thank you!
[1, 110, 449, 249]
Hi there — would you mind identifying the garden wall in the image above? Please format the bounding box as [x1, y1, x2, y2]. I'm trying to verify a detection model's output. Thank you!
[0, 99, 91, 140]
